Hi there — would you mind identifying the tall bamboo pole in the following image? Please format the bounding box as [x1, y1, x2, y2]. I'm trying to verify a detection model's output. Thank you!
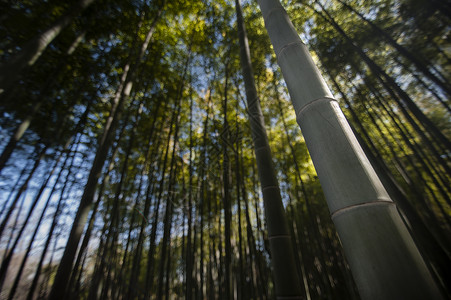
[235, 0, 302, 298]
[256, 0, 443, 299]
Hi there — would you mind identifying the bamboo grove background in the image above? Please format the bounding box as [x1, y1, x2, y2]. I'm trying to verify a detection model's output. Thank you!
[0, 0, 449, 299]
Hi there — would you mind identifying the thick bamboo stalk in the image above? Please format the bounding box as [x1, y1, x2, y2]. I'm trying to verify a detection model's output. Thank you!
[256, 0, 443, 299]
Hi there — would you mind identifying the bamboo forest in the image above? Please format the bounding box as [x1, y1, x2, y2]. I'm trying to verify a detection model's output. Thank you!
[0, 0, 450, 299]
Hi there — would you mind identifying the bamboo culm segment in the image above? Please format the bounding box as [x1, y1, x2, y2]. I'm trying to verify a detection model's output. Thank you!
[235, 0, 303, 298]
[256, 0, 443, 299]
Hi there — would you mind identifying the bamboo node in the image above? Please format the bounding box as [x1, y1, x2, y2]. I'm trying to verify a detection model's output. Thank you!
[276, 40, 304, 58]
[330, 199, 393, 219]
[296, 97, 338, 122]
[268, 234, 290, 240]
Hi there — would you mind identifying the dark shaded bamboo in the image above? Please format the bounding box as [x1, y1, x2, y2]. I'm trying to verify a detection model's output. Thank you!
[185, 91, 195, 300]
[335, 0, 451, 97]
[0, 0, 95, 94]
[0, 148, 64, 292]
[126, 99, 163, 300]
[26, 135, 87, 300]
[0, 30, 86, 173]
[233, 102, 245, 300]
[390, 55, 451, 114]
[142, 98, 177, 300]
[156, 100, 182, 299]
[221, 64, 232, 300]
[236, 0, 302, 297]
[86, 103, 138, 300]
[48, 10, 162, 298]
[312, 1, 450, 153]
[6, 139, 77, 300]
[0, 145, 46, 239]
